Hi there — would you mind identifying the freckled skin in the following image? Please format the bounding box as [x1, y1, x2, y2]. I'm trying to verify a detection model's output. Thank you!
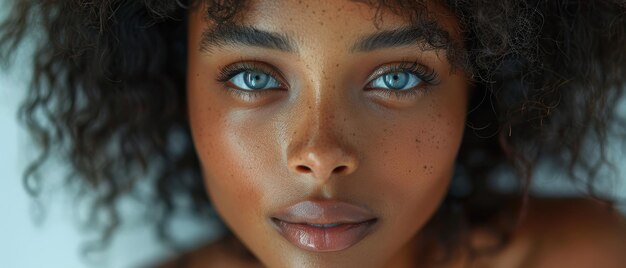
[186, 0, 469, 267]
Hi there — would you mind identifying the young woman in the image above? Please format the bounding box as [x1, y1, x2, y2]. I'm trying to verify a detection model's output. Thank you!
[1, 0, 625, 267]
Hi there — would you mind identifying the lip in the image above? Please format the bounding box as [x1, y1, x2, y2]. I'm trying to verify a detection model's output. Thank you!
[270, 200, 378, 252]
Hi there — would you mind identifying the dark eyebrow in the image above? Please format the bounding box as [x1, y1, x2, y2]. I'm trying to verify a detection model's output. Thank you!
[200, 24, 297, 54]
[351, 22, 453, 53]
[199, 21, 455, 56]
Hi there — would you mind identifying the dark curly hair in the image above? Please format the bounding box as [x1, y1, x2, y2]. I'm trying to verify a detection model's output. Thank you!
[1, 0, 625, 265]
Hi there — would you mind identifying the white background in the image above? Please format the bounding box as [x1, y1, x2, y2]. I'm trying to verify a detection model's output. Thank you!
[0, 31, 202, 268]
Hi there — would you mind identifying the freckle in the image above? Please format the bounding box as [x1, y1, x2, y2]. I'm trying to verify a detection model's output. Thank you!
[384, 150, 388, 154]
[196, 73, 199, 77]
[312, 10, 316, 14]
[423, 165, 427, 169]
[308, 106, 312, 109]
[320, 22, 324, 26]
[322, 9, 326, 13]
[336, 63, 339, 67]
[415, 138, 420, 143]
[352, 132, 356, 136]
[383, 128, 387, 132]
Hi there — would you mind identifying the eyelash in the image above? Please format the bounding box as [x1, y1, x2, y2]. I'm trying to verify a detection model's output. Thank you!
[216, 62, 284, 101]
[215, 60, 439, 101]
[366, 59, 439, 100]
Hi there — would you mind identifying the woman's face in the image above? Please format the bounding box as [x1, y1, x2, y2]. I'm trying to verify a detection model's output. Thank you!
[186, 0, 469, 266]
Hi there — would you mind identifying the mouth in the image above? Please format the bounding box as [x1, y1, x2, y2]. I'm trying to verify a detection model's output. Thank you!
[269, 200, 379, 252]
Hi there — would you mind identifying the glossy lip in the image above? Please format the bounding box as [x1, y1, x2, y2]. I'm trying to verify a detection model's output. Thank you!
[270, 200, 379, 252]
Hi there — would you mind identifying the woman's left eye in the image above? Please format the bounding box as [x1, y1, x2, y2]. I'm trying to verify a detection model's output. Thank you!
[229, 70, 281, 90]
[369, 71, 422, 90]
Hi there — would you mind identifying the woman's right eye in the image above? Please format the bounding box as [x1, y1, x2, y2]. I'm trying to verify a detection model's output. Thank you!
[229, 70, 281, 91]
[216, 62, 287, 102]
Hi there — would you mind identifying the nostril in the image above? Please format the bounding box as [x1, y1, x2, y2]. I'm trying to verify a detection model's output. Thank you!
[334, 166, 347, 174]
[296, 165, 312, 173]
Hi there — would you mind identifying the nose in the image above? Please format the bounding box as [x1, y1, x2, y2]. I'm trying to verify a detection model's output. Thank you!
[288, 144, 358, 182]
[286, 106, 359, 184]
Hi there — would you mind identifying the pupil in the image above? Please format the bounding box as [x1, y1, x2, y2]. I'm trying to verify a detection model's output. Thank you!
[244, 71, 269, 89]
[384, 72, 408, 89]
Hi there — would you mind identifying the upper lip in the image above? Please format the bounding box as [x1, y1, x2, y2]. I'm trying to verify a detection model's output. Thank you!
[271, 200, 377, 225]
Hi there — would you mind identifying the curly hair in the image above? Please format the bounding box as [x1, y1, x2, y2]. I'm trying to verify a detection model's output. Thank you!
[1, 0, 625, 264]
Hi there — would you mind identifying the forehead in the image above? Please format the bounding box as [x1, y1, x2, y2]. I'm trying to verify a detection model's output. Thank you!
[193, 0, 463, 62]
[248, 1, 401, 55]
[243, 0, 457, 37]
[243, 0, 407, 32]
[234, 0, 458, 29]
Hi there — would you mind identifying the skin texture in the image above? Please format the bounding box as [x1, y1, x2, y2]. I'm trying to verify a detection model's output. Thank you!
[0, 0, 624, 267]
[186, 0, 469, 267]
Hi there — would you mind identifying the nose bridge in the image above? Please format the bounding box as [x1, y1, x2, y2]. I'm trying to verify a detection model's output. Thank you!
[286, 80, 359, 183]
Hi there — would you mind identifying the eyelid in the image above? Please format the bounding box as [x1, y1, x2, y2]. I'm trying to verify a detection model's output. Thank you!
[364, 59, 440, 87]
[216, 61, 289, 88]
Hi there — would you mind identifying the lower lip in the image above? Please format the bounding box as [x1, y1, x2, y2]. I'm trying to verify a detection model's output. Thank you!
[270, 218, 378, 252]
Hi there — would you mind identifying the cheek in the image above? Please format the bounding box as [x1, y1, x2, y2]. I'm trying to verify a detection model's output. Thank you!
[187, 94, 315, 256]
[196, 119, 278, 214]
[186, 79, 272, 232]
[371, 93, 466, 235]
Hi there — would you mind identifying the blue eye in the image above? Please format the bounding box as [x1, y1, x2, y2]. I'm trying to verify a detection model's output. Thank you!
[369, 71, 422, 90]
[229, 70, 281, 90]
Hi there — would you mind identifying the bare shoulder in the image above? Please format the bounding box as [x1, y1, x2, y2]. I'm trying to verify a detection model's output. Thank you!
[147, 235, 263, 268]
[511, 196, 626, 268]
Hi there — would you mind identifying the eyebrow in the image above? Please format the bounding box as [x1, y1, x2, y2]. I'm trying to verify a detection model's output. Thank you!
[199, 21, 453, 55]
[200, 24, 297, 54]
[351, 23, 453, 53]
